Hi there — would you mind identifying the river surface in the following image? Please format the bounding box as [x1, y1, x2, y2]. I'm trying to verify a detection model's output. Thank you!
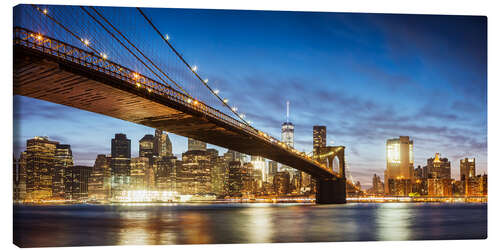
[13, 202, 487, 247]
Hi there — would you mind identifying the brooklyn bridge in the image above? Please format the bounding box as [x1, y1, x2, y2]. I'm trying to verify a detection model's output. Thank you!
[13, 4, 361, 203]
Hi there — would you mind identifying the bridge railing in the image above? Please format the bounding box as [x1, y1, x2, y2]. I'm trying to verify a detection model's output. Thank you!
[14, 27, 339, 177]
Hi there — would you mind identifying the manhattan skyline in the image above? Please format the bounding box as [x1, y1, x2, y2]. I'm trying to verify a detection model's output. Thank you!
[13, 9, 487, 187]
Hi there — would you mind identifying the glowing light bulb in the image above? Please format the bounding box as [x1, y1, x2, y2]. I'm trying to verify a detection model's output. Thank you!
[82, 39, 90, 46]
[204, 79, 209, 83]
[43, 9, 48, 14]
[133, 73, 139, 79]
[223, 98, 228, 103]
[187, 98, 192, 103]
[36, 34, 43, 40]
[193, 100, 199, 105]
[165, 34, 170, 40]
[232, 107, 238, 112]
[213, 89, 219, 94]
[191, 65, 198, 72]
[101, 53, 108, 60]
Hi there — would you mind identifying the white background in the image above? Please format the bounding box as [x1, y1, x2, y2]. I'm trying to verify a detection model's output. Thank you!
[1, 0, 498, 249]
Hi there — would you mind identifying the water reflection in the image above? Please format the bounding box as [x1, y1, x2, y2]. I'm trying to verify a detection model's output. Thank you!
[375, 203, 412, 241]
[13, 203, 487, 247]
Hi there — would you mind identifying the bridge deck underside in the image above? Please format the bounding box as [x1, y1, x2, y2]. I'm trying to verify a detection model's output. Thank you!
[14, 46, 336, 178]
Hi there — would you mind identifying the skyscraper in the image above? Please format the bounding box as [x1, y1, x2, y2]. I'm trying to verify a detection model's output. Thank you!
[54, 144, 73, 199]
[139, 134, 155, 158]
[188, 138, 207, 151]
[154, 129, 173, 157]
[110, 133, 131, 198]
[88, 154, 111, 201]
[313, 125, 326, 158]
[251, 155, 266, 182]
[67, 165, 92, 201]
[460, 158, 476, 180]
[384, 136, 414, 195]
[280, 101, 296, 176]
[281, 101, 294, 148]
[25, 136, 59, 200]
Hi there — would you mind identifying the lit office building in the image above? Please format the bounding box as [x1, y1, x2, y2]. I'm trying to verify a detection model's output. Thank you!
[130, 157, 149, 191]
[460, 158, 476, 180]
[67, 165, 92, 201]
[179, 150, 212, 194]
[88, 154, 112, 201]
[54, 144, 73, 200]
[110, 134, 131, 198]
[370, 173, 384, 195]
[211, 156, 228, 196]
[154, 129, 172, 157]
[228, 160, 243, 197]
[268, 161, 278, 182]
[313, 125, 327, 158]
[251, 155, 267, 182]
[139, 134, 155, 159]
[24, 136, 59, 200]
[188, 138, 207, 151]
[384, 136, 414, 195]
[425, 153, 451, 179]
[153, 156, 177, 191]
[273, 171, 290, 195]
[224, 150, 242, 162]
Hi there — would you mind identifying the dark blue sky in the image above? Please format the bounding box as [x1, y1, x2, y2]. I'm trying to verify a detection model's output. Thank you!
[14, 6, 487, 186]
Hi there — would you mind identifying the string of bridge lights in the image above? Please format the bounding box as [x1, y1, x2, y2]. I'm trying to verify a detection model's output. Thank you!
[136, 8, 254, 127]
[33, 5, 251, 126]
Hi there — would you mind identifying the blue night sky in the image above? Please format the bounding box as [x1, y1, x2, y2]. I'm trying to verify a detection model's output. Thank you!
[13, 6, 487, 187]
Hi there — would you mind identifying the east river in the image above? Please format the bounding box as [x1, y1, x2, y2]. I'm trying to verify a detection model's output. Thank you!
[13, 202, 487, 247]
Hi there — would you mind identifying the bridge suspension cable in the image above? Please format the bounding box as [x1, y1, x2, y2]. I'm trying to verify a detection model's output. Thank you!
[78, 6, 180, 94]
[136, 8, 254, 128]
[85, 6, 192, 98]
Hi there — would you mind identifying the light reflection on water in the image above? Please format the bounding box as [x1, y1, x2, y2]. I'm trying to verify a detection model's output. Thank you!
[14, 203, 487, 247]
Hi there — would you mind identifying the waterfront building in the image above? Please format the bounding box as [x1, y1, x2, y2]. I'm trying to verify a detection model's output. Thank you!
[130, 157, 149, 191]
[460, 158, 476, 181]
[88, 154, 112, 201]
[384, 136, 414, 195]
[228, 160, 243, 197]
[54, 144, 73, 200]
[370, 173, 384, 195]
[211, 155, 228, 196]
[387, 178, 412, 196]
[427, 178, 452, 197]
[24, 136, 59, 200]
[273, 171, 290, 195]
[179, 150, 212, 194]
[425, 153, 451, 179]
[251, 155, 267, 182]
[13, 152, 27, 202]
[465, 174, 487, 196]
[67, 165, 92, 201]
[110, 134, 131, 198]
[153, 156, 177, 191]
[188, 138, 207, 151]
